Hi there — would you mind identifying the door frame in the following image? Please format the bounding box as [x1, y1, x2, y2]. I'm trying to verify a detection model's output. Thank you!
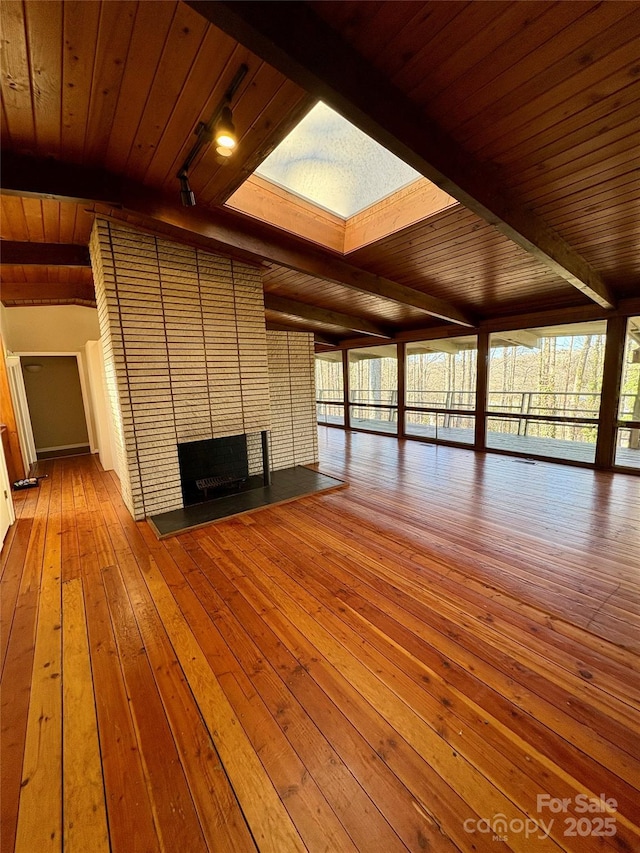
[15, 351, 97, 454]
[5, 354, 37, 470]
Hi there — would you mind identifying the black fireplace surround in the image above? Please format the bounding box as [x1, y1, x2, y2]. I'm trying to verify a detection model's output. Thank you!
[178, 432, 270, 506]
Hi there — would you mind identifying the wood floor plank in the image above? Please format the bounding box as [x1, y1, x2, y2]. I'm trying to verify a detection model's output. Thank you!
[62, 577, 109, 853]
[269, 503, 640, 764]
[0, 476, 51, 853]
[60, 461, 81, 583]
[141, 554, 309, 853]
[159, 561, 368, 853]
[101, 562, 209, 853]
[313, 435, 639, 644]
[282, 500, 640, 719]
[299, 489, 640, 667]
[224, 520, 632, 853]
[74, 468, 162, 853]
[1, 433, 638, 853]
[196, 531, 563, 853]
[88, 468, 260, 853]
[108, 550, 258, 853]
[0, 518, 33, 672]
[168, 534, 437, 853]
[0, 505, 19, 578]
[14, 465, 62, 852]
[244, 510, 638, 779]
[333, 489, 638, 638]
[174, 531, 495, 853]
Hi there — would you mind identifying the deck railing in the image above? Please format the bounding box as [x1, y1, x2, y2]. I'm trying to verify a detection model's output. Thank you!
[316, 385, 640, 465]
[318, 388, 639, 435]
[318, 388, 638, 418]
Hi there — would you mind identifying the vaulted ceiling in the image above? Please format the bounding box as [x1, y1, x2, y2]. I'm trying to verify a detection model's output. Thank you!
[1, 0, 639, 345]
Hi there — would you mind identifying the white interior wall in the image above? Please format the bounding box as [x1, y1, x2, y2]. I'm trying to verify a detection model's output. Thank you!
[1, 305, 104, 462]
[85, 340, 117, 472]
[2, 305, 101, 351]
[267, 330, 318, 470]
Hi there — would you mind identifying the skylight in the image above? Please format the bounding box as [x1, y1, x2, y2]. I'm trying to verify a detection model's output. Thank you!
[254, 102, 421, 219]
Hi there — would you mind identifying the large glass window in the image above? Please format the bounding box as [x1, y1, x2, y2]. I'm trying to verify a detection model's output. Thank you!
[405, 336, 477, 444]
[348, 345, 398, 434]
[315, 353, 345, 426]
[487, 321, 606, 463]
[615, 317, 640, 470]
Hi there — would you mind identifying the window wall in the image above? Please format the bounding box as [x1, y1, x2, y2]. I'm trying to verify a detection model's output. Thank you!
[348, 345, 398, 434]
[314, 312, 638, 475]
[405, 336, 477, 444]
[487, 321, 607, 463]
[315, 352, 345, 425]
[615, 316, 640, 470]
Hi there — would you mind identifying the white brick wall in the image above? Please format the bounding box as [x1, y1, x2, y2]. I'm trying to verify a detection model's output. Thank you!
[91, 226, 135, 515]
[267, 331, 319, 471]
[90, 219, 271, 520]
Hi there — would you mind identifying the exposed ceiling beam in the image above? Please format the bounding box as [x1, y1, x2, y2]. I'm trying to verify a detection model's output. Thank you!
[497, 330, 540, 349]
[264, 294, 391, 338]
[1, 241, 91, 267]
[0, 152, 474, 327]
[0, 281, 96, 303]
[409, 340, 461, 355]
[266, 321, 340, 345]
[314, 348, 342, 360]
[111, 198, 474, 325]
[187, 1, 616, 311]
[0, 156, 116, 205]
[312, 335, 341, 347]
[349, 344, 398, 361]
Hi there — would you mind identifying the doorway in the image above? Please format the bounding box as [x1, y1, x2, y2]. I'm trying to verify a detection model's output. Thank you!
[20, 356, 91, 460]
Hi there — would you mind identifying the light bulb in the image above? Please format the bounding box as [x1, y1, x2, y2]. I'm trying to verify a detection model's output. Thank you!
[214, 106, 236, 152]
[215, 133, 236, 149]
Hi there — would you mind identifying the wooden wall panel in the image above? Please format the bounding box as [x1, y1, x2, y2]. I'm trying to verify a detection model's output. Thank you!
[1, 1, 310, 206]
[310, 0, 639, 310]
[102, 1, 178, 175]
[61, 0, 102, 161]
[348, 207, 579, 316]
[262, 266, 428, 327]
[227, 175, 345, 252]
[0, 0, 35, 147]
[23, 1, 63, 159]
[83, 2, 139, 167]
[0, 199, 94, 244]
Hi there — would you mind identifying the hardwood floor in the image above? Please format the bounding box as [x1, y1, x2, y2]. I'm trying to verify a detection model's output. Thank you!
[1, 426, 639, 852]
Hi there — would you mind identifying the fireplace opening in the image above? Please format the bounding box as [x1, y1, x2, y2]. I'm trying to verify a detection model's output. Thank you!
[178, 432, 270, 507]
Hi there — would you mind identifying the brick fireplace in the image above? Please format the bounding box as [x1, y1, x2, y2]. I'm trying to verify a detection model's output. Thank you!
[90, 219, 316, 521]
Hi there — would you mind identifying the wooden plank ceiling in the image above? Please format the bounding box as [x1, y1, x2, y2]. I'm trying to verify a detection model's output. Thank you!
[1, 1, 638, 343]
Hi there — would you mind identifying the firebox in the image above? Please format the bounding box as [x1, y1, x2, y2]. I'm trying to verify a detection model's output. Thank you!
[177, 432, 270, 507]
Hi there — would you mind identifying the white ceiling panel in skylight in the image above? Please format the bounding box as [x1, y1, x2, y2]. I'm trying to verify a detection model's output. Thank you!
[255, 102, 421, 219]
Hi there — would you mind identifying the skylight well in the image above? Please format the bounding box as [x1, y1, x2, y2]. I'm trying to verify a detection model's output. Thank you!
[254, 102, 421, 219]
